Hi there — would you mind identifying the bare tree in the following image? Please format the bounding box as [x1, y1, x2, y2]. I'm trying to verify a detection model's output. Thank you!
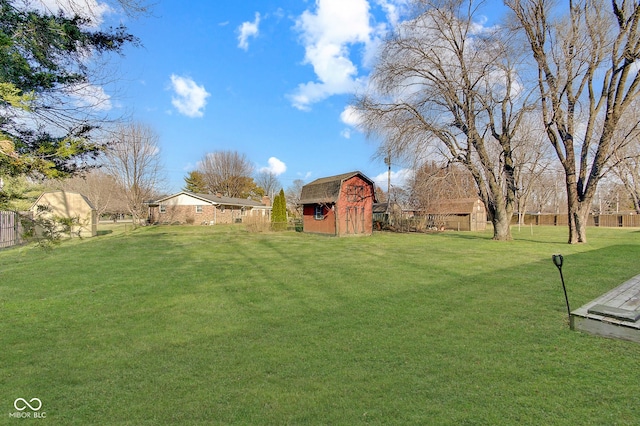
[408, 161, 477, 210]
[612, 152, 640, 213]
[355, 0, 531, 240]
[610, 102, 640, 213]
[507, 0, 640, 243]
[285, 178, 305, 216]
[511, 117, 555, 225]
[530, 170, 567, 214]
[60, 169, 123, 218]
[197, 150, 255, 198]
[103, 123, 164, 224]
[255, 170, 281, 200]
[592, 178, 629, 214]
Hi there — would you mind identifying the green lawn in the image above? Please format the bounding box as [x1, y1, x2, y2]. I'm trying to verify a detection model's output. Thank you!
[1, 225, 640, 424]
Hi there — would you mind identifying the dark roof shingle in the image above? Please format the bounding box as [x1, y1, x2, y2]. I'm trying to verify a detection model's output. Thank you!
[299, 171, 373, 204]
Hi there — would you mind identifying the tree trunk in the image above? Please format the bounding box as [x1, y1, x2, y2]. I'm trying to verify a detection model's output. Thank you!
[575, 204, 590, 243]
[565, 179, 590, 244]
[489, 201, 513, 241]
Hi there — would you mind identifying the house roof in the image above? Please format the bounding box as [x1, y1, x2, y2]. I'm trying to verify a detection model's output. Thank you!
[299, 171, 374, 204]
[154, 191, 266, 208]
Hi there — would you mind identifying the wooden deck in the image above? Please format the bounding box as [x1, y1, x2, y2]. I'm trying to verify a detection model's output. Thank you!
[571, 274, 640, 343]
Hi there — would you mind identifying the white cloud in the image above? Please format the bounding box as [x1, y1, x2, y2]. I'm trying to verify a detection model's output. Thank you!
[340, 105, 365, 139]
[340, 105, 364, 127]
[238, 12, 261, 51]
[290, 0, 373, 110]
[169, 75, 210, 118]
[289, 1, 411, 111]
[374, 0, 408, 28]
[260, 157, 287, 175]
[373, 168, 414, 191]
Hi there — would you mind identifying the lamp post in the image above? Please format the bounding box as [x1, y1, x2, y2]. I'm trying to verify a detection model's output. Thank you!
[552, 254, 571, 324]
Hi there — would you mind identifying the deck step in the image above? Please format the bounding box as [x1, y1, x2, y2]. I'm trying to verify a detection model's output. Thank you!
[587, 304, 640, 322]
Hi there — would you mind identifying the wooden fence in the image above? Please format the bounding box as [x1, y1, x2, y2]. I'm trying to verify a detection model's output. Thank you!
[515, 213, 640, 228]
[0, 211, 23, 249]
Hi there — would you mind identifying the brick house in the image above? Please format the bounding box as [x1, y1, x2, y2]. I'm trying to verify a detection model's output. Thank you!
[148, 192, 270, 225]
[299, 171, 376, 236]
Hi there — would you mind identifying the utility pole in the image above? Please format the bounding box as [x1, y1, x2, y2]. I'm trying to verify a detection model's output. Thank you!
[384, 153, 391, 213]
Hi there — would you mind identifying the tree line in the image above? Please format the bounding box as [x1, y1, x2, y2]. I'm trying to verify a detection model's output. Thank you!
[354, 0, 640, 243]
[3, 0, 640, 243]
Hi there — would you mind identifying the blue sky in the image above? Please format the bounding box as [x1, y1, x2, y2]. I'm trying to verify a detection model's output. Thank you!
[88, 0, 415, 194]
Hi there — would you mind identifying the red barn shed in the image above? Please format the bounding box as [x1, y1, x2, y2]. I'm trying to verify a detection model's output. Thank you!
[299, 171, 376, 236]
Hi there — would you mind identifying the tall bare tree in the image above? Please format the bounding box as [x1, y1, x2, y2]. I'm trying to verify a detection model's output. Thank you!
[285, 179, 305, 216]
[255, 170, 281, 200]
[511, 117, 555, 225]
[197, 150, 255, 198]
[529, 170, 567, 214]
[612, 150, 640, 213]
[407, 161, 477, 210]
[609, 101, 640, 213]
[507, 0, 640, 243]
[355, 0, 531, 240]
[103, 123, 164, 224]
[60, 169, 123, 218]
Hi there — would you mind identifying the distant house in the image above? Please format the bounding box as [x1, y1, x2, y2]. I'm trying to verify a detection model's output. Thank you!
[148, 191, 270, 225]
[299, 171, 376, 236]
[372, 202, 402, 228]
[30, 190, 97, 237]
[423, 198, 487, 231]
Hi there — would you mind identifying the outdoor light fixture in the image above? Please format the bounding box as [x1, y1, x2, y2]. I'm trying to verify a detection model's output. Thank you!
[552, 254, 571, 325]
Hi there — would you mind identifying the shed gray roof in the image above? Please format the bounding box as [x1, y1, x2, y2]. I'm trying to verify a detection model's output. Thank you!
[299, 171, 374, 204]
[372, 203, 389, 214]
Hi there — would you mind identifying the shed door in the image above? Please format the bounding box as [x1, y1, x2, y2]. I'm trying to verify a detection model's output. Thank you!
[346, 206, 365, 234]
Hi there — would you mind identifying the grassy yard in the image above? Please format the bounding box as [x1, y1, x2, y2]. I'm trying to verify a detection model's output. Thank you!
[1, 224, 640, 424]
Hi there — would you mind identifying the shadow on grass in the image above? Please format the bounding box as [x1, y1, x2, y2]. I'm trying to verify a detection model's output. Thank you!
[4, 227, 640, 424]
[97, 230, 113, 236]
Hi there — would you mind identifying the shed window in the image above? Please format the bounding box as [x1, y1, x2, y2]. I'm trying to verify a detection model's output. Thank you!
[195, 205, 203, 213]
[314, 205, 324, 220]
[159, 205, 166, 214]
